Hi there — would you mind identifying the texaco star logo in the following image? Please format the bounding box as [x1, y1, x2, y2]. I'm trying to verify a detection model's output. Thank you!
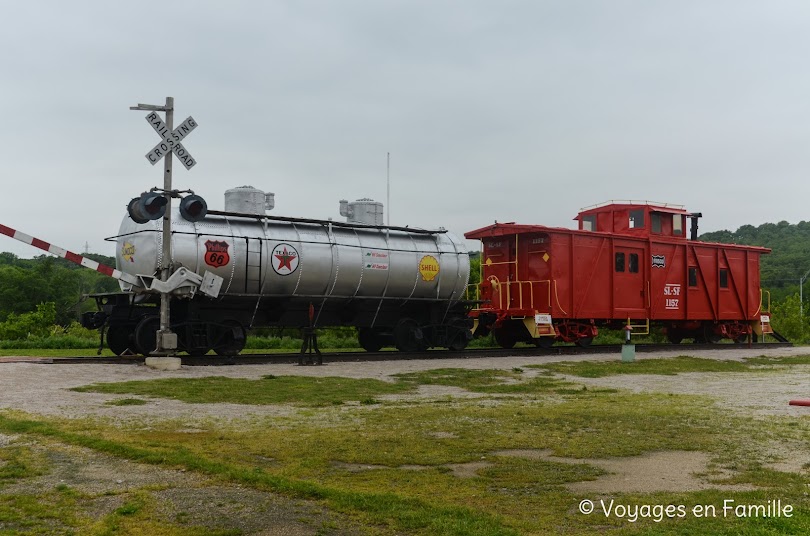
[271, 243, 299, 275]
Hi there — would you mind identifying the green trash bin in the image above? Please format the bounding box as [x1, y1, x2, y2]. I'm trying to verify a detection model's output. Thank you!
[621, 344, 635, 363]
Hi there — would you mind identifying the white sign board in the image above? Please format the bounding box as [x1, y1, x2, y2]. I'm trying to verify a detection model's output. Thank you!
[144, 113, 198, 170]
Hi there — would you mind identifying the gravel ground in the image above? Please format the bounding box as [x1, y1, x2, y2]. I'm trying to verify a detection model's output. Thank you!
[1, 345, 808, 533]
[0, 346, 807, 422]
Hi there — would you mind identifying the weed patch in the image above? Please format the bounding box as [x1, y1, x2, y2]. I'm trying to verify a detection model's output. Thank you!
[531, 356, 754, 377]
[105, 398, 149, 407]
[72, 375, 413, 407]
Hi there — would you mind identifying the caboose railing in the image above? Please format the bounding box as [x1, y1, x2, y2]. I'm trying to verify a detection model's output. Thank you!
[473, 278, 567, 315]
[760, 289, 771, 314]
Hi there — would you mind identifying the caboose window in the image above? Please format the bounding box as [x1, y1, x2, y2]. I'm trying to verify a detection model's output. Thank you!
[651, 213, 662, 233]
[629, 210, 644, 229]
[629, 253, 639, 273]
[719, 269, 728, 288]
[615, 252, 625, 272]
[582, 215, 596, 231]
[688, 267, 697, 287]
[673, 215, 683, 236]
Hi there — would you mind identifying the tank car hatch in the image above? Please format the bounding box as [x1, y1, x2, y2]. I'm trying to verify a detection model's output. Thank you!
[339, 198, 384, 225]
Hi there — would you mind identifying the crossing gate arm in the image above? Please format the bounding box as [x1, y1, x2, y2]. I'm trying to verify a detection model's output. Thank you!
[0, 223, 142, 287]
[0, 223, 224, 298]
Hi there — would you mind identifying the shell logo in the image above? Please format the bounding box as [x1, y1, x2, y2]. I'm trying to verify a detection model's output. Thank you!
[121, 242, 136, 263]
[419, 255, 440, 282]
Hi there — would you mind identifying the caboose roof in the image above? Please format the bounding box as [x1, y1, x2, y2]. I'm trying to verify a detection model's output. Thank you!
[576, 200, 689, 219]
[465, 222, 564, 239]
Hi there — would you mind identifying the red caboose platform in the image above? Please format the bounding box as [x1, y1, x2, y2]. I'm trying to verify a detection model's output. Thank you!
[466, 201, 772, 348]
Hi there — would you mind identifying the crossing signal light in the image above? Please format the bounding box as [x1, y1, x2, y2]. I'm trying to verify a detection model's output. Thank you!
[127, 192, 168, 224]
[179, 194, 207, 222]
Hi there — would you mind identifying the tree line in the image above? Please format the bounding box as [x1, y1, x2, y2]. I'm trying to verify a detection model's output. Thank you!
[0, 252, 120, 325]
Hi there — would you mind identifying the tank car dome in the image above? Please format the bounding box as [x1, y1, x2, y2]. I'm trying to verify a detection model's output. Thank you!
[224, 186, 274, 215]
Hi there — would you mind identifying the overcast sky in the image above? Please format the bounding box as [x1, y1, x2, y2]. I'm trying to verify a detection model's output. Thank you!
[2, 1, 809, 259]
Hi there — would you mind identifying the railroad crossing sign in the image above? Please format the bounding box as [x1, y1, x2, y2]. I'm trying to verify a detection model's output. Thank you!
[144, 112, 197, 170]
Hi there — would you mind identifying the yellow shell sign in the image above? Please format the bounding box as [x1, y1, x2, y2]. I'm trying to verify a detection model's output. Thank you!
[121, 242, 136, 263]
[419, 255, 440, 282]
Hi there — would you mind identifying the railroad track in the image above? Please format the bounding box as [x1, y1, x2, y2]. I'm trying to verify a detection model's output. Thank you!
[31, 341, 795, 366]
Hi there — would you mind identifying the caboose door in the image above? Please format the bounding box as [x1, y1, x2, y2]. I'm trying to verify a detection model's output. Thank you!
[613, 246, 647, 317]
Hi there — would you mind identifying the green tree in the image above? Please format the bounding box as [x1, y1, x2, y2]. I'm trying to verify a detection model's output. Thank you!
[770, 293, 808, 343]
[0, 302, 57, 340]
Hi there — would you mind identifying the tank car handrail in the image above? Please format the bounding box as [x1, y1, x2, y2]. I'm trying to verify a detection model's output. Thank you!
[106, 229, 453, 255]
[205, 209, 448, 235]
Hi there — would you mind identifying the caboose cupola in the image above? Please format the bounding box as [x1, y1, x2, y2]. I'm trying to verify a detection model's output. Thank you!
[576, 201, 690, 239]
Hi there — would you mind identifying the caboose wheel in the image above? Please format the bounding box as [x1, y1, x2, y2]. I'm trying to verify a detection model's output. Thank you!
[575, 337, 593, 348]
[492, 327, 516, 349]
[358, 328, 384, 352]
[703, 325, 721, 344]
[534, 337, 555, 349]
[666, 330, 683, 344]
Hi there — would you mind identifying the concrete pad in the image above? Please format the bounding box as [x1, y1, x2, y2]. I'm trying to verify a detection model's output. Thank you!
[144, 357, 182, 371]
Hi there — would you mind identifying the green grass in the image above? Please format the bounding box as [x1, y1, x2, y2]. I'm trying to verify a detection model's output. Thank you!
[72, 375, 414, 406]
[528, 354, 810, 378]
[744, 354, 810, 366]
[532, 356, 765, 378]
[105, 398, 149, 406]
[72, 368, 590, 406]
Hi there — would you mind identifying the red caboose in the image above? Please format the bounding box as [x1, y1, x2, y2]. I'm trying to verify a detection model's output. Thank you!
[466, 202, 772, 348]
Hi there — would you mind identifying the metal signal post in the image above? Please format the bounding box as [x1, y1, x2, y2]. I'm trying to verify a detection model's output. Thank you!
[130, 97, 178, 355]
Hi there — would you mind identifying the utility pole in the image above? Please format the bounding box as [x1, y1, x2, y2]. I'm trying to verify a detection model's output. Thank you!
[800, 267, 810, 319]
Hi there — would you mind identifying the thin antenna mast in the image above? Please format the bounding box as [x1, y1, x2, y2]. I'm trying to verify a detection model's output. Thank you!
[386, 152, 390, 226]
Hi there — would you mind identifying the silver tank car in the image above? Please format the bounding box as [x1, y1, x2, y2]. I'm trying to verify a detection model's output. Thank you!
[104, 188, 471, 355]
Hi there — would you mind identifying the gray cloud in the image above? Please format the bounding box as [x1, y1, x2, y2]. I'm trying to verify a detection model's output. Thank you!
[1, 1, 809, 258]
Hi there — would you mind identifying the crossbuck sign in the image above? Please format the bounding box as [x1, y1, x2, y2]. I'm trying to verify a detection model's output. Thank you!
[144, 112, 197, 170]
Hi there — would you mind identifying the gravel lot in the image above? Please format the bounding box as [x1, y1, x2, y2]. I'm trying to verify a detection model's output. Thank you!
[0, 346, 808, 422]
[1, 345, 808, 534]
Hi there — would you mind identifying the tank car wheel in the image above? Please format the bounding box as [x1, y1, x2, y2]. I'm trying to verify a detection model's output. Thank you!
[734, 334, 749, 344]
[447, 320, 471, 351]
[213, 320, 247, 356]
[534, 337, 555, 349]
[106, 325, 133, 356]
[492, 327, 516, 349]
[575, 337, 593, 348]
[134, 316, 160, 355]
[394, 319, 427, 352]
[358, 328, 384, 352]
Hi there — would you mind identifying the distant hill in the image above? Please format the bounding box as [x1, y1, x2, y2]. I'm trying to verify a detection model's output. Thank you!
[700, 220, 810, 300]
